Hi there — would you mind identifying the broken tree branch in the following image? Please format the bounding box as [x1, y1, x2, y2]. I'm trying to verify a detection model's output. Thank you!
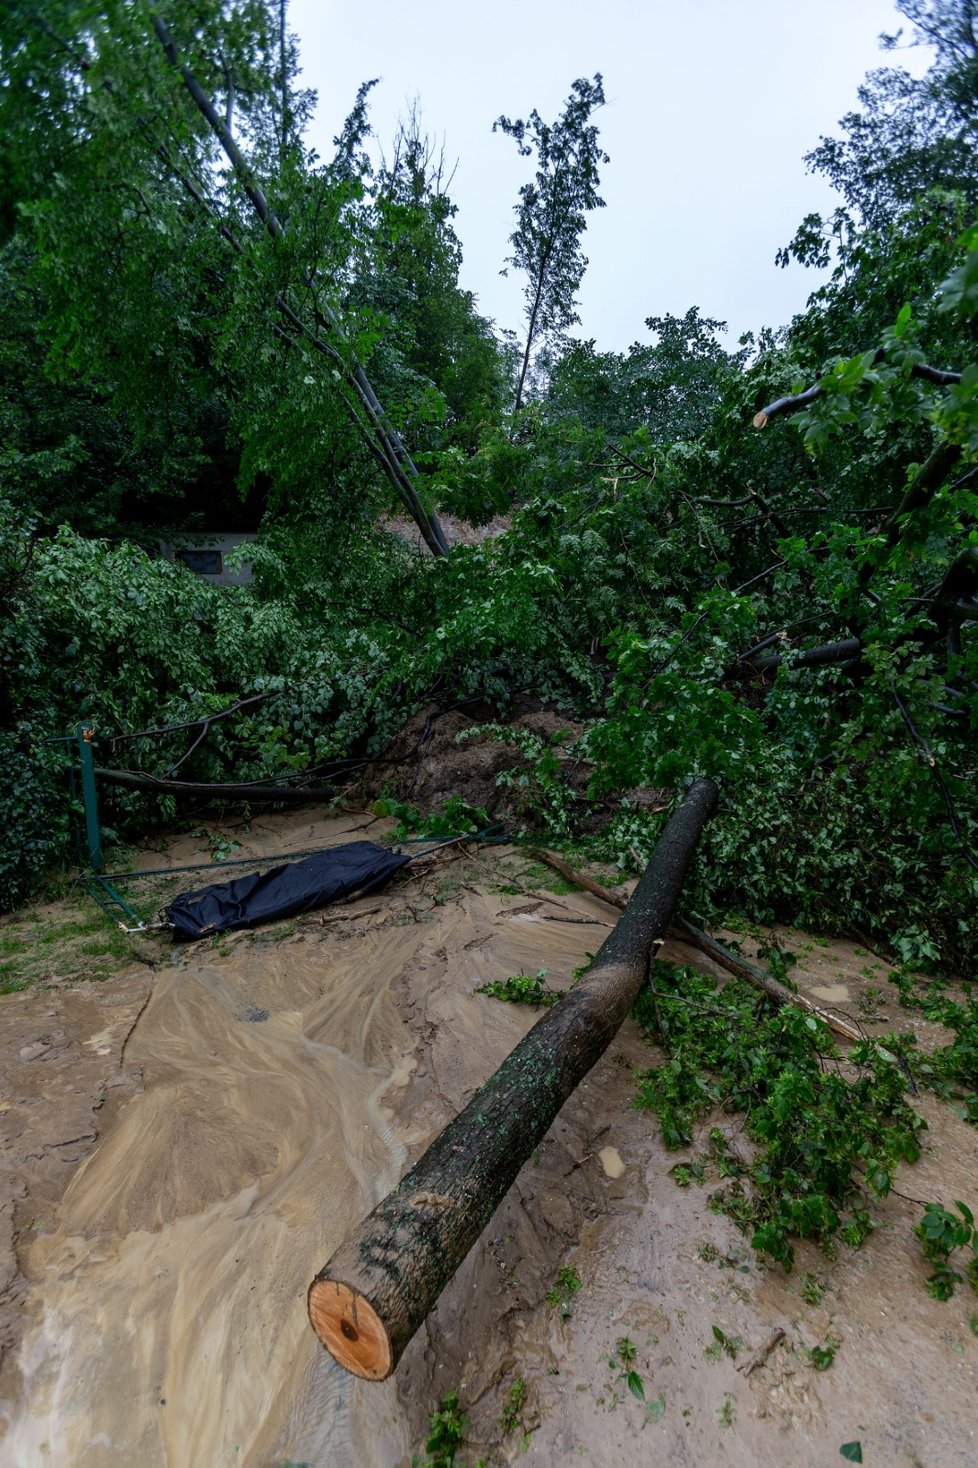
[307, 778, 719, 1379]
[529, 847, 626, 909]
[108, 690, 277, 744]
[531, 847, 866, 1044]
[150, 14, 450, 558]
[668, 918, 865, 1045]
[740, 636, 863, 674]
[753, 353, 962, 428]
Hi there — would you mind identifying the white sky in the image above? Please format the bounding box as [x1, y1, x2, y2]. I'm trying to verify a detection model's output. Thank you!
[289, 0, 926, 351]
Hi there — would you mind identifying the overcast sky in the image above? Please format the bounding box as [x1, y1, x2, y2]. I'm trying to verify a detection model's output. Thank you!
[289, 0, 927, 352]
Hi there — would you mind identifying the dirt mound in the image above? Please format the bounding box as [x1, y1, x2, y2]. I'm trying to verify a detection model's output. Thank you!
[362, 706, 575, 825]
[361, 704, 666, 836]
[382, 509, 512, 554]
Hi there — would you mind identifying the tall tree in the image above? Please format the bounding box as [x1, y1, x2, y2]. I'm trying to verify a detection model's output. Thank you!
[495, 75, 608, 415]
[0, 2, 451, 555]
[785, 0, 978, 247]
[365, 111, 507, 454]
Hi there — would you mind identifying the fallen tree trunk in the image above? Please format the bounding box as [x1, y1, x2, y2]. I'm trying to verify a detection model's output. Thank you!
[307, 777, 719, 1379]
[741, 637, 863, 674]
[93, 767, 334, 803]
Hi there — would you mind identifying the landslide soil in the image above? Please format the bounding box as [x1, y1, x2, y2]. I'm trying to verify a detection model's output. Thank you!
[1, 809, 976, 1467]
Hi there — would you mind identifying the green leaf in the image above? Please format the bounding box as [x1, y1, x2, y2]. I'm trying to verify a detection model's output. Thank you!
[626, 1371, 645, 1402]
[645, 1395, 666, 1421]
[840, 1443, 863, 1463]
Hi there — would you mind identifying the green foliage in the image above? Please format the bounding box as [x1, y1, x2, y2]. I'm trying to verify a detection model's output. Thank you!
[372, 795, 490, 841]
[546, 1264, 581, 1316]
[716, 1394, 737, 1428]
[705, 1325, 742, 1362]
[499, 1378, 527, 1435]
[476, 969, 558, 1008]
[915, 1200, 978, 1300]
[2, 0, 976, 1001]
[414, 1392, 469, 1468]
[494, 75, 609, 412]
[885, 970, 978, 1121]
[809, 1335, 841, 1371]
[633, 964, 926, 1269]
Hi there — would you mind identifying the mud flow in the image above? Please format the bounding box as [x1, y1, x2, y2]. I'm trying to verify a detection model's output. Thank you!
[1, 812, 975, 1466]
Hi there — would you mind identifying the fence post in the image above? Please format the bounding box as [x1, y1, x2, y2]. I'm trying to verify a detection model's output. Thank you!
[76, 725, 103, 871]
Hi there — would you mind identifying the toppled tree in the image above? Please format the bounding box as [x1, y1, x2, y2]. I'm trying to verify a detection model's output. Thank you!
[2, 2, 455, 555]
[308, 778, 718, 1378]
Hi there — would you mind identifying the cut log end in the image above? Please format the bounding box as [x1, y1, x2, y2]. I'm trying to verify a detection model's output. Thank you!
[307, 1278, 393, 1380]
[752, 410, 769, 429]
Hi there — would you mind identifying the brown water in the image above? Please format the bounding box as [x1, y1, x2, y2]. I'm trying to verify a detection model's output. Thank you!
[2, 814, 976, 1465]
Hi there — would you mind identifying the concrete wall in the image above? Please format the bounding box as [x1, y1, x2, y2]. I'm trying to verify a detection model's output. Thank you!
[158, 533, 257, 587]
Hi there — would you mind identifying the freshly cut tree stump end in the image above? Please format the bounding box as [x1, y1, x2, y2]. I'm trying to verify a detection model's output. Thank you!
[307, 1278, 392, 1380]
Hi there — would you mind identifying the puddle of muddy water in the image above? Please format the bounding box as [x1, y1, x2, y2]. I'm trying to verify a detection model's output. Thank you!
[1, 813, 976, 1467]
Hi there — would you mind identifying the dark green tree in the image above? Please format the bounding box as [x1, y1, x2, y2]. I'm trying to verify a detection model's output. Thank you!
[365, 112, 507, 455]
[494, 75, 609, 415]
[781, 0, 978, 268]
[0, 1, 452, 554]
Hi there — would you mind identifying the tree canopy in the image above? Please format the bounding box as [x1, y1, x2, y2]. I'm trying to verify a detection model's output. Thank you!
[1, 0, 976, 995]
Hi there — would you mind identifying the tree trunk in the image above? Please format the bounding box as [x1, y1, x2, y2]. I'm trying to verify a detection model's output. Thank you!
[742, 637, 863, 673]
[151, 15, 450, 559]
[307, 777, 718, 1379]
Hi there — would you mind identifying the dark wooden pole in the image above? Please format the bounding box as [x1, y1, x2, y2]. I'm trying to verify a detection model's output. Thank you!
[93, 767, 334, 802]
[307, 778, 719, 1379]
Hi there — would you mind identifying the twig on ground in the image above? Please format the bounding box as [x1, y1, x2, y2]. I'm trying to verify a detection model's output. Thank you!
[739, 1327, 787, 1376]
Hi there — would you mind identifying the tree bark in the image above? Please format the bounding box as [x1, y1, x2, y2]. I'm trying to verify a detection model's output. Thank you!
[741, 637, 863, 673]
[307, 777, 719, 1379]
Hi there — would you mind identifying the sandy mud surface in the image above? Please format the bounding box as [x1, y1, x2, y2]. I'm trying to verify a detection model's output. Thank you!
[1, 811, 976, 1466]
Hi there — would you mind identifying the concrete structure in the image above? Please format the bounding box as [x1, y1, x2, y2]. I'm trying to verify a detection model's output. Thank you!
[158, 533, 257, 587]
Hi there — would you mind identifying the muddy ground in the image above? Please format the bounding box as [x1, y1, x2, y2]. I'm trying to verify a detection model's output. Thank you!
[1, 809, 976, 1467]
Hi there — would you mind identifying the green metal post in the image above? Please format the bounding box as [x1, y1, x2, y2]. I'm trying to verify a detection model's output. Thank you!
[76, 725, 103, 871]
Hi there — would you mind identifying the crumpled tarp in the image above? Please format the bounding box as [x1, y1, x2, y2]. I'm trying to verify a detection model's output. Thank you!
[165, 841, 411, 941]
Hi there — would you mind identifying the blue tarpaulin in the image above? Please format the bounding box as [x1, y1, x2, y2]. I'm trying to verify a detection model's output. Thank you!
[164, 841, 411, 941]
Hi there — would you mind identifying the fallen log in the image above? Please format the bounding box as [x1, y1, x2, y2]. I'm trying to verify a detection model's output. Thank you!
[740, 637, 863, 674]
[307, 777, 719, 1379]
[528, 846, 628, 910]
